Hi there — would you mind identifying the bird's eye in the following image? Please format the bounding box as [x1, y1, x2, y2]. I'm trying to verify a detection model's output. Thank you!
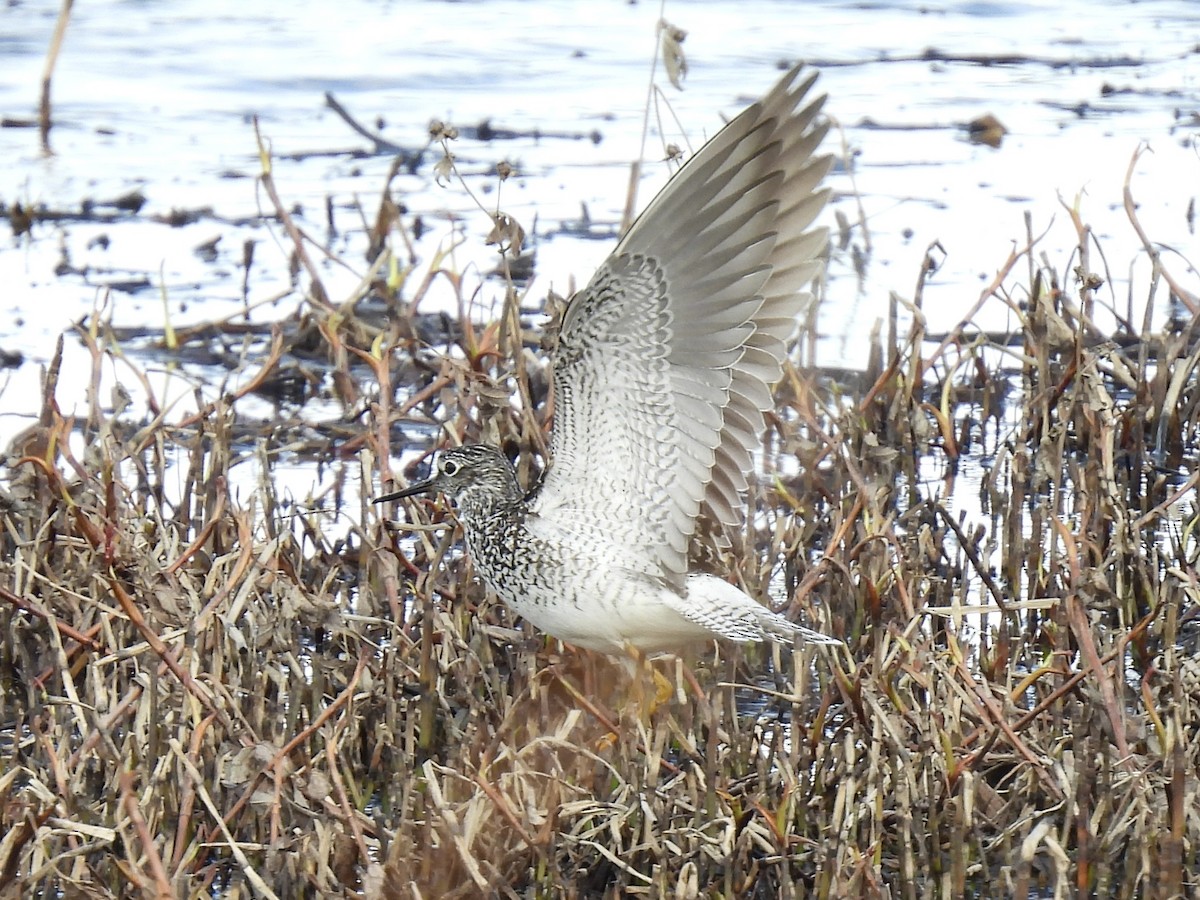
[441, 459, 460, 476]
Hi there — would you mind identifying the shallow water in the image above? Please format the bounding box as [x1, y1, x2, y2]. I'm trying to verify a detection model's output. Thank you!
[1, 0, 1198, 465]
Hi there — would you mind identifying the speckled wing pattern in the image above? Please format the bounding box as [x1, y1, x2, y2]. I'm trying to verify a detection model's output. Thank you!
[531, 66, 832, 590]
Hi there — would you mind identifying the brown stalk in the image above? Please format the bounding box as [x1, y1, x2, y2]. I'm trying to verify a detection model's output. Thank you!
[107, 574, 231, 731]
[0, 585, 100, 649]
[172, 326, 286, 430]
[38, 0, 73, 153]
[199, 650, 369, 847]
[1123, 144, 1200, 315]
[324, 725, 372, 868]
[168, 713, 217, 874]
[1052, 518, 1136, 771]
[252, 119, 331, 309]
[119, 771, 173, 899]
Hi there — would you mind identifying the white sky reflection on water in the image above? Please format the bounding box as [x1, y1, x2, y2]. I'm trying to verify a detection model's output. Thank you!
[0, 0, 1197, 500]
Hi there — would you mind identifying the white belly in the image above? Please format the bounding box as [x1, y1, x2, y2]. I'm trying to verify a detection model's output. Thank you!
[487, 567, 726, 654]
[465, 510, 776, 654]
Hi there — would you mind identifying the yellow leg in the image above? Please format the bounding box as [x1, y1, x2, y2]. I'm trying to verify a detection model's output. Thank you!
[621, 643, 675, 725]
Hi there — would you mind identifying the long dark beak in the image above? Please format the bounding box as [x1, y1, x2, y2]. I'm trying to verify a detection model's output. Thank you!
[373, 477, 437, 504]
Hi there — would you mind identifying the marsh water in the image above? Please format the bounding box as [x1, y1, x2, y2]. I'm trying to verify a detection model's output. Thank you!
[1, 0, 1198, 485]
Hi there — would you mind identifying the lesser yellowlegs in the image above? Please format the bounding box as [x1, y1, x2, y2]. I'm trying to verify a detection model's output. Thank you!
[377, 65, 839, 654]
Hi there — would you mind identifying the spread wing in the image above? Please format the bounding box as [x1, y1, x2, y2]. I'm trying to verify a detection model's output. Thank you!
[530, 65, 832, 588]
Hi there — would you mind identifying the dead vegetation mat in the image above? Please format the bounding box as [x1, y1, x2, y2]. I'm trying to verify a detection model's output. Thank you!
[2, 195, 1200, 899]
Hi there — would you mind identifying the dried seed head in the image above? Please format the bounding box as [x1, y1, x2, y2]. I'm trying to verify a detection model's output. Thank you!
[486, 212, 526, 255]
[659, 19, 689, 89]
[433, 151, 455, 187]
[428, 119, 459, 141]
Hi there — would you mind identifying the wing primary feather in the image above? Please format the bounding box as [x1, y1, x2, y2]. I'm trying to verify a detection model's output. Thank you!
[535, 64, 832, 585]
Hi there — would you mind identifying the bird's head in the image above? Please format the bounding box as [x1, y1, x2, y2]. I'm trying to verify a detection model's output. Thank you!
[374, 444, 521, 514]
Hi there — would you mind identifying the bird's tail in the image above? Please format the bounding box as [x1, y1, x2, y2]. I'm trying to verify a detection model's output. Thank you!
[675, 574, 842, 647]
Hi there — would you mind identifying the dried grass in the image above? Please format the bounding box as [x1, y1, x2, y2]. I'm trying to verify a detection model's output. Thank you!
[2, 129, 1199, 900]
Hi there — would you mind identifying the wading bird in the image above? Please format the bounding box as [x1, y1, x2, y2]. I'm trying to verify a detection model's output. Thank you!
[377, 65, 839, 656]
